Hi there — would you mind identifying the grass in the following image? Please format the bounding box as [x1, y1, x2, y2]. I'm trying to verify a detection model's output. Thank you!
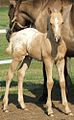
[0, 7, 74, 99]
[0, 7, 9, 28]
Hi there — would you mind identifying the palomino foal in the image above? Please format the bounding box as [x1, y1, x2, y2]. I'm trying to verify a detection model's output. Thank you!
[3, 27, 72, 116]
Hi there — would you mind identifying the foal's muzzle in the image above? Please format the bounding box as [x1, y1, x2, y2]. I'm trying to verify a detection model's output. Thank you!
[55, 36, 61, 42]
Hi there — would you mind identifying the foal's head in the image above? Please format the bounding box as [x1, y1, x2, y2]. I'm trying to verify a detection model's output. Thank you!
[48, 8, 64, 42]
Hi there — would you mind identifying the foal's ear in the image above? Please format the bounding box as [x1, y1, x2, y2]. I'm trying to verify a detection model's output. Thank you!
[9, 0, 16, 7]
[48, 7, 52, 15]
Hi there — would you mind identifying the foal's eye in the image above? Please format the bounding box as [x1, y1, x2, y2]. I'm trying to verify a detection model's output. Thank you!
[50, 23, 52, 25]
[62, 22, 64, 24]
[50, 21, 53, 25]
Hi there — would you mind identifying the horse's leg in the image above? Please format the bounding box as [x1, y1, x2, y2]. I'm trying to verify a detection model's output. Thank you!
[56, 59, 72, 115]
[44, 58, 54, 116]
[64, 57, 72, 93]
[39, 62, 48, 103]
[35, 14, 48, 103]
[18, 56, 32, 109]
[3, 58, 19, 112]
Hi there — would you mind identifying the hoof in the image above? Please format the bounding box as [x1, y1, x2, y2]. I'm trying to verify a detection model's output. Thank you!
[21, 105, 26, 110]
[68, 112, 73, 116]
[21, 106, 28, 111]
[24, 108, 28, 111]
[48, 113, 54, 117]
[19, 101, 26, 110]
[3, 109, 9, 113]
[21, 106, 28, 110]
[65, 108, 73, 116]
[2, 104, 8, 112]
[47, 109, 54, 117]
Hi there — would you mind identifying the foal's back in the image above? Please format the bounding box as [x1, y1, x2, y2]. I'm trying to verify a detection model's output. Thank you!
[12, 28, 50, 60]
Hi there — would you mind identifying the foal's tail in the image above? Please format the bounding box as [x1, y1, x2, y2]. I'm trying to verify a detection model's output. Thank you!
[5, 41, 13, 55]
[5, 45, 12, 55]
[5, 32, 16, 55]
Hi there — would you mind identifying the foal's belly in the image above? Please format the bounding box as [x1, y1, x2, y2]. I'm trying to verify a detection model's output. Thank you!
[27, 45, 42, 61]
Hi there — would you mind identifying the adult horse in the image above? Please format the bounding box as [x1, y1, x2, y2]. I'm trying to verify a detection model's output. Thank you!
[6, 0, 74, 102]
[62, 2, 74, 77]
[7, 0, 49, 39]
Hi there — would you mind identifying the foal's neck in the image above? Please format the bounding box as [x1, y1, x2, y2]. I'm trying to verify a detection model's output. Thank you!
[47, 23, 58, 58]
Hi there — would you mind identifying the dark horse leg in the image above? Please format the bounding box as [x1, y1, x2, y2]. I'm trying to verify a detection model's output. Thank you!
[64, 57, 73, 94]
[39, 62, 48, 103]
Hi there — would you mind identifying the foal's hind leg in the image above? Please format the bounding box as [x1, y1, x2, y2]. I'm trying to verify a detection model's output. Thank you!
[56, 59, 73, 116]
[3, 58, 20, 112]
[17, 56, 32, 110]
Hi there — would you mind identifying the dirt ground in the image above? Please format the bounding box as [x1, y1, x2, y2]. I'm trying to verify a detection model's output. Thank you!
[0, 84, 74, 120]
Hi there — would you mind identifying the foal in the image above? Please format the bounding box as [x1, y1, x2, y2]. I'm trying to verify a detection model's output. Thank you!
[3, 27, 71, 116]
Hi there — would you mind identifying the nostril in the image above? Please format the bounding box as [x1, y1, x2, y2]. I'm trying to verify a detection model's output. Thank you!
[58, 37, 61, 41]
[55, 36, 61, 42]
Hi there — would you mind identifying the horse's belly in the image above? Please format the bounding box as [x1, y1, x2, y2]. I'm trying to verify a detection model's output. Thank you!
[65, 40, 74, 57]
[67, 51, 74, 57]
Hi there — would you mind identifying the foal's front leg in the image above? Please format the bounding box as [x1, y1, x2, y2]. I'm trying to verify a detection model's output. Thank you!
[3, 58, 19, 112]
[44, 58, 54, 116]
[17, 56, 32, 110]
[56, 59, 73, 116]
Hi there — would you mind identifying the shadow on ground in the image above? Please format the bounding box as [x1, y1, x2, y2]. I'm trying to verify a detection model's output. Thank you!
[0, 79, 74, 113]
[0, 79, 74, 102]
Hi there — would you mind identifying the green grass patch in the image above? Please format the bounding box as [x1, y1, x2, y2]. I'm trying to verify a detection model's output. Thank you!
[0, 34, 11, 59]
[0, 7, 9, 28]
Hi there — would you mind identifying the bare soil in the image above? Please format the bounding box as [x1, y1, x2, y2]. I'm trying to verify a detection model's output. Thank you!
[0, 83, 74, 120]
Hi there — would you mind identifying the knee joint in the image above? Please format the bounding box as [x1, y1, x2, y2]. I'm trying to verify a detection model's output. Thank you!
[47, 80, 54, 89]
[59, 81, 65, 88]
